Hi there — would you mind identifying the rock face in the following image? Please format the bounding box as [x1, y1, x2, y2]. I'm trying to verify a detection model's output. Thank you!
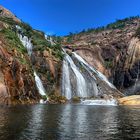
[0, 34, 39, 104]
[118, 95, 140, 105]
[1, 5, 140, 104]
[0, 5, 62, 104]
[31, 49, 62, 95]
[0, 5, 20, 22]
[63, 17, 140, 95]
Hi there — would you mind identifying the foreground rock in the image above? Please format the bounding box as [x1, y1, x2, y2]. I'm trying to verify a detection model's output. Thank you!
[118, 95, 140, 105]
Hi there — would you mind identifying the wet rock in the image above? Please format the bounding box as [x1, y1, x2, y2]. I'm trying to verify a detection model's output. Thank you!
[48, 94, 67, 104]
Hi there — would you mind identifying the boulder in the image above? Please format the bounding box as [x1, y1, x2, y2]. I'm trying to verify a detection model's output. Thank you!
[118, 95, 140, 105]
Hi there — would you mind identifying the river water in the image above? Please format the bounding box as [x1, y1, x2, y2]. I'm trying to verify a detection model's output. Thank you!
[0, 104, 140, 140]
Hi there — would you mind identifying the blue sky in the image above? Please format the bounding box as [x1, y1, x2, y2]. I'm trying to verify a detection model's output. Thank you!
[1, 0, 140, 36]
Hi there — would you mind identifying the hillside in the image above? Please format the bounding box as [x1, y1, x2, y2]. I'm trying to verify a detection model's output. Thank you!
[0, 6, 63, 104]
[1, 5, 140, 104]
[63, 17, 140, 95]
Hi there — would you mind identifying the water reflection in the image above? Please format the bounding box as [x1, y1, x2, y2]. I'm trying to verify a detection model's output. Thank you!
[59, 105, 120, 139]
[0, 105, 139, 140]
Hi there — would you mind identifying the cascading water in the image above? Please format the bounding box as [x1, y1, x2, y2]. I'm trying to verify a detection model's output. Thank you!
[62, 50, 120, 105]
[81, 99, 117, 106]
[62, 51, 87, 98]
[73, 52, 116, 89]
[34, 71, 46, 96]
[45, 34, 56, 45]
[17, 30, 47, 97]
[18, 34, 32, 56]
[62, 58, 72, 100]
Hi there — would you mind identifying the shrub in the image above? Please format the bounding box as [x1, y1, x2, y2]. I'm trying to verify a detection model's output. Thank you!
[0, 17, 16, 25]
[104, 60, 113, 68]
[1, 28, 27, 54]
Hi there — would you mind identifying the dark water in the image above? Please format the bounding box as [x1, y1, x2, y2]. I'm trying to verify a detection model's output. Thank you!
[0, 104, 140, 140]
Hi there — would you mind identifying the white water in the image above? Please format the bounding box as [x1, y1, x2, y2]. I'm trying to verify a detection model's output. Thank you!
[62, 51, 87, 98]
[45, 34, 56, 46]
[18, 31, 47, 97]
[73, 52, 116, 89]
[81, 99, 118, 106]
[66, 54, 87, 97]
[34, 71, 46, 96]
[62, 59, 72, 100]
[18, 34, 33, 56]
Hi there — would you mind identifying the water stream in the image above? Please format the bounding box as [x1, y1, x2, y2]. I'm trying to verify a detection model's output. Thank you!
[62, 51, 118, 105]
[18, 31, 47, 97]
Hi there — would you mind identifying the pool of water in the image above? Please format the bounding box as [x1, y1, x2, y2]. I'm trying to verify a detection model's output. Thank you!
[0, 104, 140, 140]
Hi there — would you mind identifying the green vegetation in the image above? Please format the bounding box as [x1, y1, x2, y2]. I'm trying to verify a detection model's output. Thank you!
[42, 95, 48, 100]
[0, 17, 17, 25]
[66, 16, 139, 37]
[32, 32, 50, 50]
[0, 28, 28, 65]
[1, 28, 27, 54]
[0, 16, 64, 60]
[104, 60, 113, 69]
[52, 35, 63, 44]
[106, 17, 138, 29]
[51, 44, 64, 60]
[20, 22, 64, 60]
[49, 94, 67, 104]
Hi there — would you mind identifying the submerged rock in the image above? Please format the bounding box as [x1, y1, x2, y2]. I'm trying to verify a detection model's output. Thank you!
[48, 94, 67, 104]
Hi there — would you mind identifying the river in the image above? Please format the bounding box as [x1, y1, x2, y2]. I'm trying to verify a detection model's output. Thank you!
[0, 104, 140, 140]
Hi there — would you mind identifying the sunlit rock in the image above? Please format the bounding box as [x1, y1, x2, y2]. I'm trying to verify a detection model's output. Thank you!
[118, 95, 140, 105]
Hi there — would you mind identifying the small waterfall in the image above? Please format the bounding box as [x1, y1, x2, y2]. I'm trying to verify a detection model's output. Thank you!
[17, 30, 47, 97]
[18, 34, 32, 56]
[45, 34, 56, 45]
[62, 51, 87, 98]
[62, 58, 72, 100]
[34, 71, 46, 96]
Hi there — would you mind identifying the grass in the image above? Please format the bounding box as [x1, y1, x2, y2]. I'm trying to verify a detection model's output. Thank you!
[0, 17, 64, 61]
[66, 16, 140, 37]
[0, 28, 29, 65]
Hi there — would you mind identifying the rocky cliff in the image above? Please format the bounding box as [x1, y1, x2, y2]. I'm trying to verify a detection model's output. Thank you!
[0, 6, 63, 105]
[63, 17, 140, 95]
[1, 5, 140, 105]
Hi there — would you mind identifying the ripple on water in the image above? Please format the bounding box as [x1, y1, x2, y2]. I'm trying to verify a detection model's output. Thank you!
[0, 104, 139, 140]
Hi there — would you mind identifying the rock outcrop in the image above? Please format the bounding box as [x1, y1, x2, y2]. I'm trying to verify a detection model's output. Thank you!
[0, 5, 20, 22]
[0, 32, 40, 104]
[63, 17, 140, 96]
[1, 5, 140, 104]
[0, 5, 63, 104]
[118, 95, 140, 105]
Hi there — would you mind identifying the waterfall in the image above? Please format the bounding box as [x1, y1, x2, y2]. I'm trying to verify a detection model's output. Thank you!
[73, 52, 116, 89]
[62, 50, 121, 101]
[62, 52, 87, 98]
[62, 58, 72, 100]
[45, 34, 56, 45]
[18, 31, 47, 97]
[34, 71, 46, 96]
[18, 34, 32, 56]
